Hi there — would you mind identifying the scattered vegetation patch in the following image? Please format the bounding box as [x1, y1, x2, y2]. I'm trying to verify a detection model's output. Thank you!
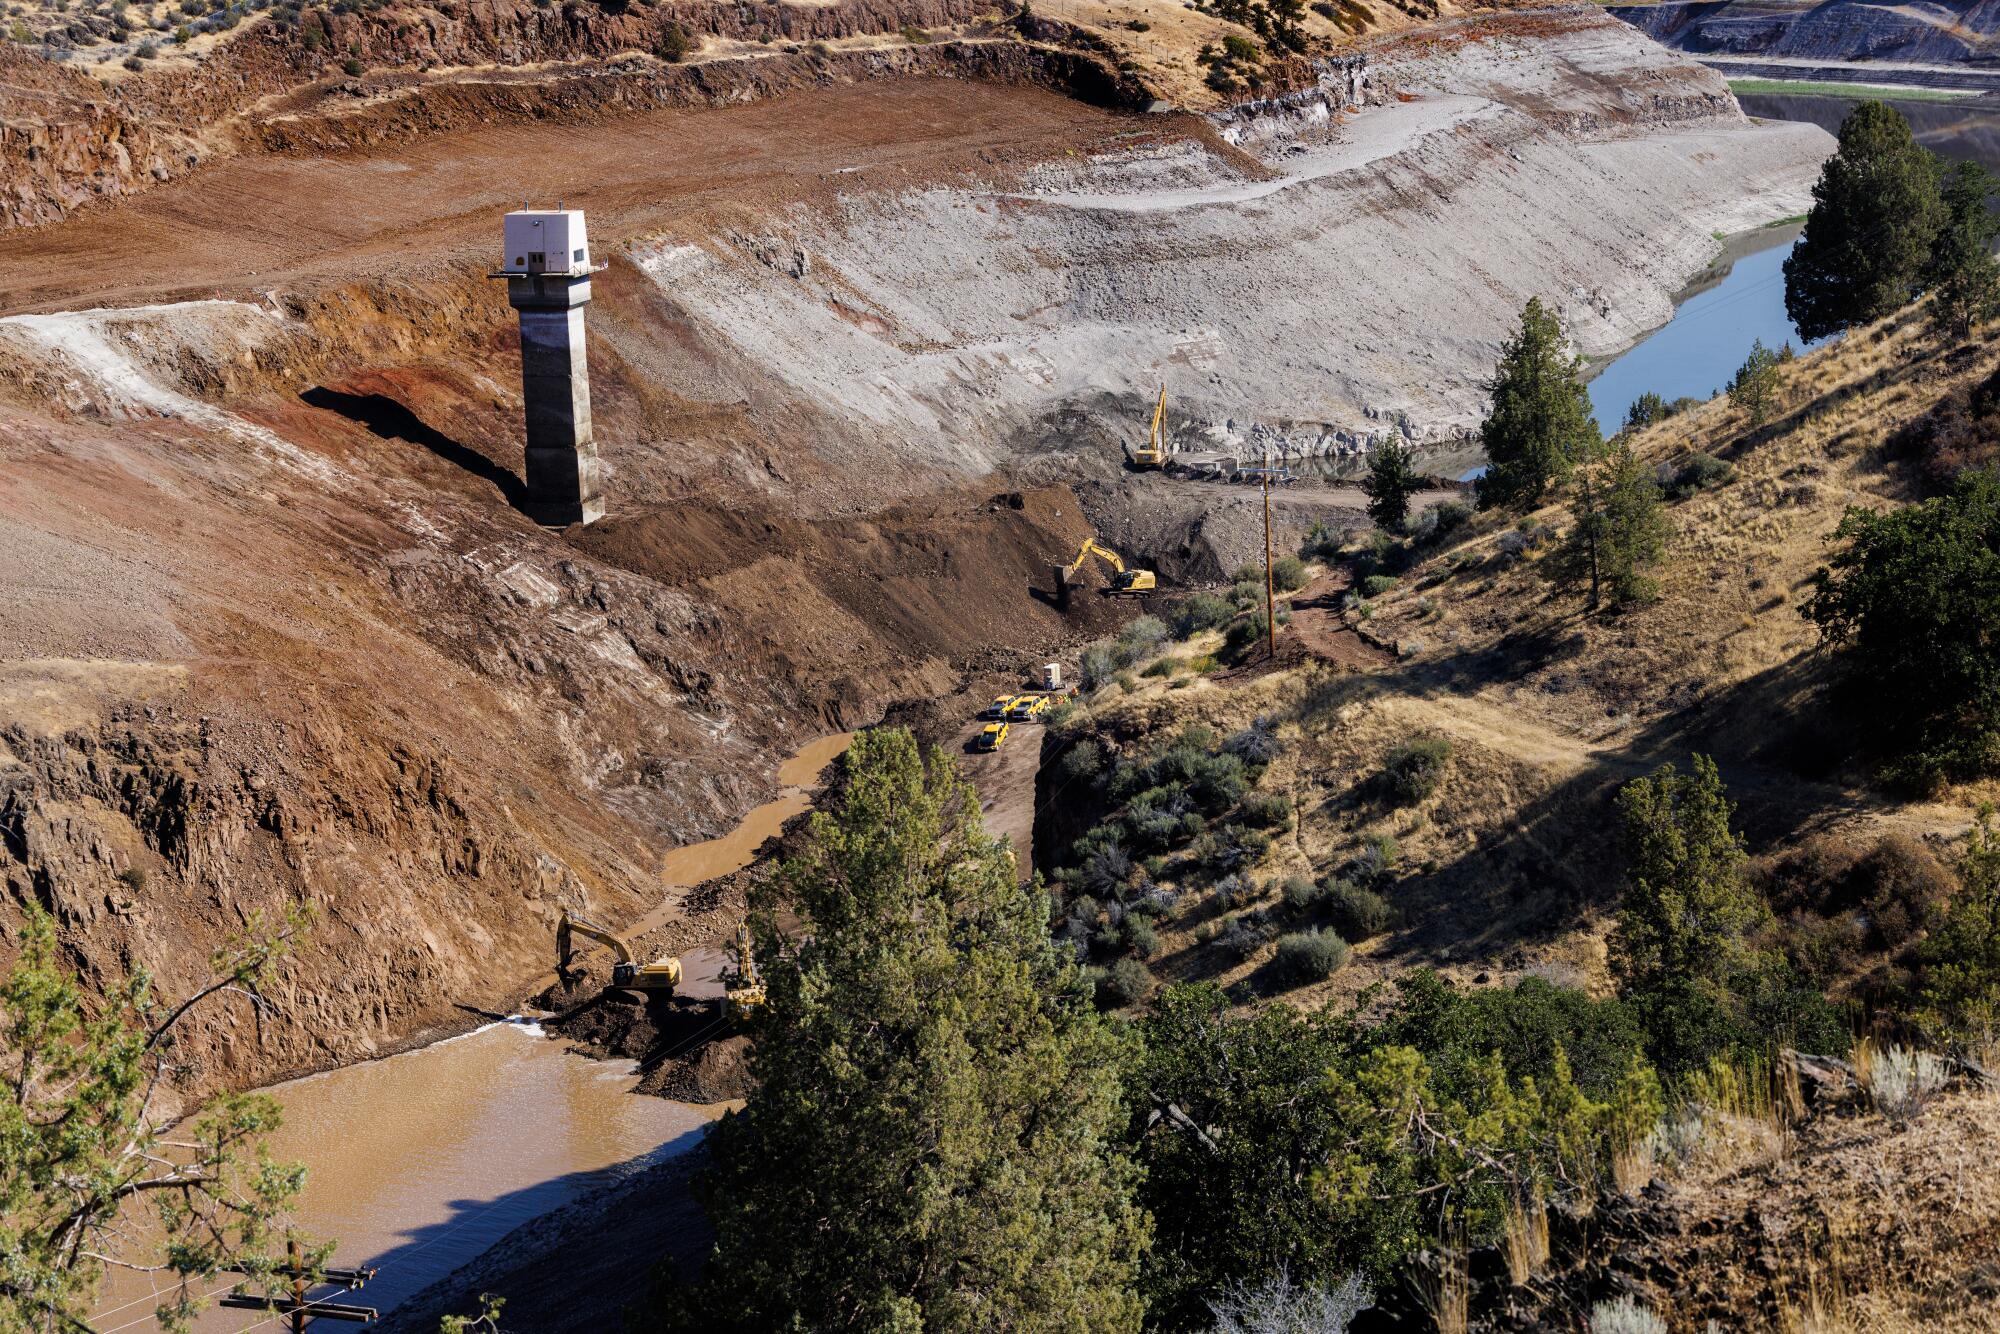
[1270, 929, 1348, 986]
[1382, 737, 1451, 805]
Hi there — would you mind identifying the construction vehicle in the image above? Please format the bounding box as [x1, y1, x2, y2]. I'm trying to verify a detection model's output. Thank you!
[1127, 386, 1169, 470]
[982, 694, 1020, 720]
[1053, 538, 1156, 608]
[723, 922, 765, 1022]
[556, 910, 682, 995]
[1005, 695, 1051, 721]
[977, 721, 1011, 751]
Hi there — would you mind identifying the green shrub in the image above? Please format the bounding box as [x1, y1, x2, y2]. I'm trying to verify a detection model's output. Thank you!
[1663, 453, 1735, 501]
[1345, 834, 1398, 884]
[656, 21, 690, 60]
[1383, 737, 1452, 805]
[1174, 592, 1234, 638]
[1225, 613, 1270, 654]
[1119, 615, 1170, 659]
[1299, 521, 1343, 562]
[1271, 555, 1309, 592]
[1079, 644, 1118, 692]
[1099, 956, 1154, 1008]
[1240, 791, 1290, 829]
[1271, 930, 1348, 986]
[1281, 875, 1325, 913]
[1360, 574, 1398, 598]
[1229, 580, 1261, 609]
[1126, 919, 1162, 959]
[1325, 877, 1395, 939]
[1057, 740, 1103, 784]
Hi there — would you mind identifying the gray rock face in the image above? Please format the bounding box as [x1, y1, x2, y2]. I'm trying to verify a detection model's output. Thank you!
[1613, 0, 2000, 65]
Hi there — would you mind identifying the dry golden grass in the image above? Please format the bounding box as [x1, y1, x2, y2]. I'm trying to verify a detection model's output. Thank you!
[1064, 303, 2000, 1005]
[1501, 1189, 1550, 1286]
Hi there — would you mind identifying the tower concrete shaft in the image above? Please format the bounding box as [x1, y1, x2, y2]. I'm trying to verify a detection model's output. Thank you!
[505, 272, 604, 526]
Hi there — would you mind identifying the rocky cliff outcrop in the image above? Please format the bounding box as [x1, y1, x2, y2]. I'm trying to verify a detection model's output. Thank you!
[1613, 0, 2000, 65]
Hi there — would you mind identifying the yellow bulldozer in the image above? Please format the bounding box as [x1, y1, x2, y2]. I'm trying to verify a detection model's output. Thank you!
[1127, 386, 1169, 470]
[556, 910, 682, 995]
[1053, 538, 1156, 608]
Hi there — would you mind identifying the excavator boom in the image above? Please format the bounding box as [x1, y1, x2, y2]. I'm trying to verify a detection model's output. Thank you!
[1127, 386, 1169, 469]
[556, 910, 681, 994]
[1054, 538, 1156, 603]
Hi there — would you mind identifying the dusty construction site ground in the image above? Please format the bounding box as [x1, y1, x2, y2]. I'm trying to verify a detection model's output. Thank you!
[0, 24, 1862, 1334]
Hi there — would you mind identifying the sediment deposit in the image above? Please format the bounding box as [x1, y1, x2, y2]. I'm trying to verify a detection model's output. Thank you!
[0, 5, 1831, 1092]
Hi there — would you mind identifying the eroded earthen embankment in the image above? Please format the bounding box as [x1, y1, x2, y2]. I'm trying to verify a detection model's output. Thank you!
[0, 7, 1830, 1094]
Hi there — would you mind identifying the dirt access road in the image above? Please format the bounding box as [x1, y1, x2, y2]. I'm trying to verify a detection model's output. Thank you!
[954, 705, 1049, 878]
[0, 78, 1146, 315]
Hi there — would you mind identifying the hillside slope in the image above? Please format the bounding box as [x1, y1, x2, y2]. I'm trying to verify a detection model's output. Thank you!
[1038, 302, 1992, 1010]
[0, 7, 1828, 1092]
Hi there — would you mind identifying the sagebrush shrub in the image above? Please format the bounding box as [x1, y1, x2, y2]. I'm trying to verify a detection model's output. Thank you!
[1272, 929, 1348, 985]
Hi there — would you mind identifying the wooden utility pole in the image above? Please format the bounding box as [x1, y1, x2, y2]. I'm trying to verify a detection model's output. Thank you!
[1263, 445, 1277, 661]
[217, 1238, 378, 1328]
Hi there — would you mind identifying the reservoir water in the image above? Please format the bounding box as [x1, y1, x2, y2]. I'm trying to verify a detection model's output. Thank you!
[1737, 91, 2000, 176]
[92, 734, 854, 1332]
[1585, 223, 1818, 436]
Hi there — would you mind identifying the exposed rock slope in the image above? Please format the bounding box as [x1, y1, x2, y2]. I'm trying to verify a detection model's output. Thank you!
[0, 9, 1831, 1090]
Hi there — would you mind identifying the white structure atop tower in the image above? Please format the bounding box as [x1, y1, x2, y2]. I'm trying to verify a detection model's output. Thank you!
[491, 208, 606, 526]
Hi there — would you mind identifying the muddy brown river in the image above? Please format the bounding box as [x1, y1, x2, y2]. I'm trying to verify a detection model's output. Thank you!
[91, 735, 853, 1332]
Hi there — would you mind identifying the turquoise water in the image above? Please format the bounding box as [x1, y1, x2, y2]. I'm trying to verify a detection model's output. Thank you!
[1586, 228, 1823, 436]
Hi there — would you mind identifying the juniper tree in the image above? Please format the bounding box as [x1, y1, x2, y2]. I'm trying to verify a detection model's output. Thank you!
[684, 729, 1145, 1333]
[1477, 298, 1601, 510]
[1727, 338, 1784, 426]
[1925, 158, 2000, 337]
[1784, 101, 1946, 340]
[1610, 756, 1772, 1071]
[1549, 440, 1667, 609]
[1803, 467, 2000, 791]
[1361, 438, 1421, 532]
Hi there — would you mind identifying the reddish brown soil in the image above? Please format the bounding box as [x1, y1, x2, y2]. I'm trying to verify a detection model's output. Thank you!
[1286, 569, 1397, 670]
[0, 77, 1146, 316]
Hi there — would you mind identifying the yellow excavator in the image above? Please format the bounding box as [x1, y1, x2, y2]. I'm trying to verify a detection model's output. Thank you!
[556, 910, 682, 995]
[1127, 386, 1169, 470]
[1054, 538, 1156, 608]
[723, 922, 766, 1021]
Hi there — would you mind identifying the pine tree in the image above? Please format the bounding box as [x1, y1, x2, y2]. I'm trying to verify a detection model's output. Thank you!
[1477, 298, 1601, 511]
[1783, 101, 1946, 341]
[1727, 338, 1783, 426]
[1925, 158, 2000, 337]
[1549, 441, 1666, 609]
[0, 904, 315, 1332]
[1361, 437, 1420, 532]
[684, 729, 1146, 1333]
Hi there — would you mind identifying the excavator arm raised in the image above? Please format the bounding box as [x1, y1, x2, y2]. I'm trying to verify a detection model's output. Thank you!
[557, 910, 681, 994]
[1127, 386, 1169, 469]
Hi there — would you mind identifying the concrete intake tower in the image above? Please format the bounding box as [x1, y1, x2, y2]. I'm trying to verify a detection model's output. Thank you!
[492, 208, 606, 526]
